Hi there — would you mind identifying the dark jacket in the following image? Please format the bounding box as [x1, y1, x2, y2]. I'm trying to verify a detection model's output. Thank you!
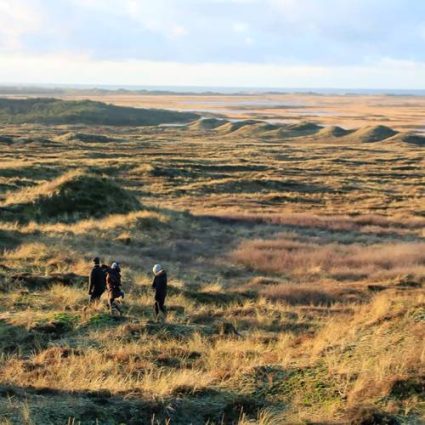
[88, 265, 106, 295]
[106, 268, 122, 297]
[152, 272, 167, 300]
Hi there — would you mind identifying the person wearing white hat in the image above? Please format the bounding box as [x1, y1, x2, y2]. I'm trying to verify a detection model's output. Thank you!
[152, 264, 167, 322]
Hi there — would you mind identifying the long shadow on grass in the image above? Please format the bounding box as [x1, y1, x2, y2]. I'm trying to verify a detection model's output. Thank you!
[5, 205, 423, 298]
[0, 318, 48, 354]
[198, 214, 425, 245]
[0, 383, 270, 425]
[0, 229, 22, 250]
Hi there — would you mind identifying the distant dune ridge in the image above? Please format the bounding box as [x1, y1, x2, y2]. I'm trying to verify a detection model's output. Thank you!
[56, 131, 117, 143]
[214, 120, 260, 133]
[0, 98, 199, 126]
[188, 118, 227, 130]
[394, 132, 425, 146]
[231, 122, 279, 136]
[187, 118, 424, 146]
[345, 125, 398, 142]
[315, 126, 352, 138]
[189, 119, 326, 137]
[0, 97, 421, 146]
[55, 132, 119, 143]
[286, 122, 322, 132]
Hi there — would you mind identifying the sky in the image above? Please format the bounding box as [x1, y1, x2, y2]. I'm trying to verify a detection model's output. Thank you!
[1, 0, 425, 88]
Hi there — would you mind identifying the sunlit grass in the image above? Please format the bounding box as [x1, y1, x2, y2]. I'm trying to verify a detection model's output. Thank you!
[0, 120, 424, 423]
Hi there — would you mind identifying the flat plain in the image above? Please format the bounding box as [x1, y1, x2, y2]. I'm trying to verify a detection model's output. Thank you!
[60, 92, 425, 132]
[0, 93, 424, 424]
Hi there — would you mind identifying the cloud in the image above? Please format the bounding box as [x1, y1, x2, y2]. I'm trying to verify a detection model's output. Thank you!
[1, 51, 425, 89]
[43, 1, 425, 65]
[1, 0, 425, 86]
[233, 22, 249, 33]
[68, 0, 189, 40]
[0, 0, 43, 50]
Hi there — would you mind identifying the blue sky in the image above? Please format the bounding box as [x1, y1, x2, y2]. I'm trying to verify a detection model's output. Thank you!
[1, 0, 425, 87]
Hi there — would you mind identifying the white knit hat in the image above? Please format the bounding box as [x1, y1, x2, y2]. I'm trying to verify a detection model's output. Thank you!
[153, 264, 163, 275]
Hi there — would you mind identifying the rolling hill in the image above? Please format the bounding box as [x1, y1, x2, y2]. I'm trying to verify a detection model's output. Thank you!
[0, 98, 199, 126]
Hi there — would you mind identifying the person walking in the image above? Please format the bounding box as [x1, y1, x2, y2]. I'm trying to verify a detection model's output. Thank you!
[106, 261, 124, 315]
[152, 264, 167, 322]
[88, 257, 106, 303]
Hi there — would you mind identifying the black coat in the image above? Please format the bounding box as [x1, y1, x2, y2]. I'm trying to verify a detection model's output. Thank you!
[106, 269, 122, 295]
[88, 265, 106, 294]
[152, 272, 167, 300]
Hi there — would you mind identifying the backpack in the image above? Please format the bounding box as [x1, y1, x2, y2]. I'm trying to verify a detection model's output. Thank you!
[107, 270, 120, 292]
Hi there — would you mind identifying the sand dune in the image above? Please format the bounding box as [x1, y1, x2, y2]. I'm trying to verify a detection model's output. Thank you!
[286, 122, 323, 132]
[185, 117, 425, 148]
[55, 132, 118, 143]
[393, 132, 425, 146]
[2, 171, 140, 221]
[344, 125, 398, 143]
[188, 118, 228, 131]
[315, 126, 353, 138]
[268, 122, 323, 138]
[0, 98, 199, 126]
[232, 122, 279, 136]
[215, 119, 260, 133]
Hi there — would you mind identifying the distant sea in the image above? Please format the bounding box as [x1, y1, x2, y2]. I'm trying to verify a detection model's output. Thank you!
[93, 86, 425, 96]
[1, 84, 425, 96]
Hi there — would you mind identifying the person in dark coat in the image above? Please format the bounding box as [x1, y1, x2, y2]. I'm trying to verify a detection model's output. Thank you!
[106, 261, 124, 315]
[152, 264, 167, 322]
[88, 257, 106, 303]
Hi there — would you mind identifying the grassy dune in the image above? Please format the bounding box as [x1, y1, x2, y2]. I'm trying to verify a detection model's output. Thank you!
[0, 117, 424, 424]
[0, 98, 199, 126]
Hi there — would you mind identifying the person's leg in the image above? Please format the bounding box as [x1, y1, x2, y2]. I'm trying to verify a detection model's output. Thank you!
[114, 301, 122, 315]
[159, 298, 166, 315]
[90, 292, 101, 303]
[108, 296, 114, 311]
[109, 297, 122, 315]
[154, 301, 160, 320]
[157, 297, 166, 322]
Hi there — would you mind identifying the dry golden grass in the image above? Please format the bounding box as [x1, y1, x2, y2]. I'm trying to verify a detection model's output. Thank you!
[232, 236, 425, 283]
[2, 170, 82, 206]
[0, 110, 424, 424]
[60, 92, 425, 133]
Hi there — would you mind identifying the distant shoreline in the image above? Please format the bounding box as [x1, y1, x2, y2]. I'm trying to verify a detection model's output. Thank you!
[1, 84, 425, 97]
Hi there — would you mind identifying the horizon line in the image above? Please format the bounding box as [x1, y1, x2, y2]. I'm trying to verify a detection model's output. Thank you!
[1, 83, 425, 94]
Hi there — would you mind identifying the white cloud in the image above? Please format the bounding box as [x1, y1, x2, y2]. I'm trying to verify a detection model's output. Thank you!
[123, 0, 191, 39]
[268, 0, 322, 22]
[70, 0, 189, 39]
[233, 22, 249, 33]
[0, 0, 43, 49]
[1, 52, 425, 88]
[0, 0, 423, 87]
[170, 25, 188, 38]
